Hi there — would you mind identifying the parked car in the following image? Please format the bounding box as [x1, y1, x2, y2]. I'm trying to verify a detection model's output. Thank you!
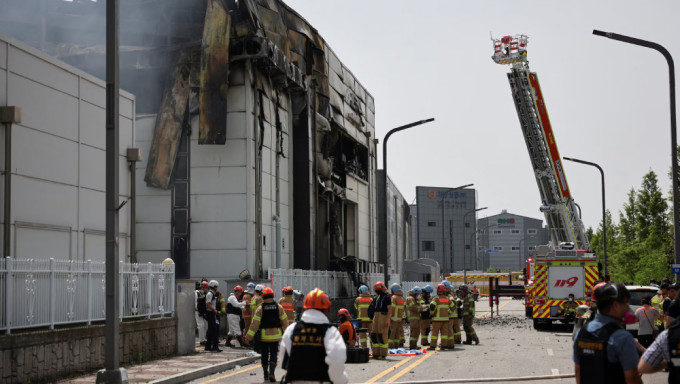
[624, 285, 660, 336]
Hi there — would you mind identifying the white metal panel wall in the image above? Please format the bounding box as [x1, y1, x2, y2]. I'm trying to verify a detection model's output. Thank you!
[0, 33, 135, 261]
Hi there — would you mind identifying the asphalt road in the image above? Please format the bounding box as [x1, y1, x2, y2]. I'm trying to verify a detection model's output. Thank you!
[189, 298, 668, 384]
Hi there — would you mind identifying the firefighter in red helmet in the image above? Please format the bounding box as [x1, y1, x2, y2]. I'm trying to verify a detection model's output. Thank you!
[279, 286, 296, 325]
[337, 308, 357, 348]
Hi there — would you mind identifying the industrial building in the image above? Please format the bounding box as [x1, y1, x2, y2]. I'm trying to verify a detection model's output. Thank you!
[476, 210, 549, 271]
[377, 170, 412, 279]
[0, 0, 383, 282]
[414, 186, 478, 275]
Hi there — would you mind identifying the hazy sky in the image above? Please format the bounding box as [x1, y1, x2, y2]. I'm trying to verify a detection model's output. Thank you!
[285, 0, 680, 231]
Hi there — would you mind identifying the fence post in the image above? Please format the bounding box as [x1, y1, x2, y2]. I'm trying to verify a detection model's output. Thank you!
[5, 257, 13, 334]
[170, 263, 175, 317]
[49, 258, 56, 330]
[119, 261, 124, 321]
[87, 260, 92, 325]
[147, 262, 153, 319]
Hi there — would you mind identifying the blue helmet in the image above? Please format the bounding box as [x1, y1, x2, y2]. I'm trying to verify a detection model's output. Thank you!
[412, 286, 422, 295]
[423, 285, 433, 293]
[358, 285, 369, 294]
[390, 283, 402, 293]
[247, 282, 255, 289]
[441, 280, 452, 289]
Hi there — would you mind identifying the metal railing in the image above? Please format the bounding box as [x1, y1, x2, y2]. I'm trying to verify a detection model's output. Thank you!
[1, 258, 175, 334]
[268, 268, 399, 298]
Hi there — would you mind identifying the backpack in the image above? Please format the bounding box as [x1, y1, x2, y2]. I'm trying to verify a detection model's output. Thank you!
[367, 297, 376, 320]
[196, 290, 207, 315]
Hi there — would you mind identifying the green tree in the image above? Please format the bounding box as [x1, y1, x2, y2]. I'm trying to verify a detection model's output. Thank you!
[636, 171, 669, 249]
[618, 188, 637, 243]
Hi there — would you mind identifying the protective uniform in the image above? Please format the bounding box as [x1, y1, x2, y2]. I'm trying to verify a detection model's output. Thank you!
[241, 282, 255, 338]
[278, 286, 296, 325]
[419, 285, 433, 347]
[405, 287, 422, 349]
[442, 281, 455, 349]
[354, 285, 373, 348]
[370, 282, 392, 359]
[279, 288, 348, 384]
[452, 291, 463, 344]
[226, 286, 246, 347]
[195, 281, 209, 344]
[245, 287, 288, 382]
[429, 284, 450, 349]
[461, 286, 479, 345]
[388, 284, 405, 348]
[205, 280, 222, 352]
[338, 308, 357, 348]
[560, 294, 579, 322]
[574, 321, 625, 383]
[651, 290, 666, 329]
[251, 285, 264, 316]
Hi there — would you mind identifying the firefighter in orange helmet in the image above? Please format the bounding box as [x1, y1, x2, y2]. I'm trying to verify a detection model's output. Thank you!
[278, 286, 296, 325]
[337, 308, 357, 348]
[279, 288, 349, 384]
[429, 283, 451, 349]
[245, 287, 289, 382]
[370, 281, 393, 359]
[354, 285, 373, 348]
[388, 283, 406, 348]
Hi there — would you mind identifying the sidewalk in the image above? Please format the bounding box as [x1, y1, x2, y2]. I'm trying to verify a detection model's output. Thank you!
[56, 343, 260, 384]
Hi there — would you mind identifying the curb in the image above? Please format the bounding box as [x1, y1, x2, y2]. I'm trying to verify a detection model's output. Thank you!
[148, 354, 261, 384]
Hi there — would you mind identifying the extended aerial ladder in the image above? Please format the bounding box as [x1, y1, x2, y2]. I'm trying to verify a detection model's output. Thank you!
[492, 35, 590, 250]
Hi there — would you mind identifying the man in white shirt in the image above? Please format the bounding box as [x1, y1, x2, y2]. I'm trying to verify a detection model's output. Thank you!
[195, 280, 209, 345]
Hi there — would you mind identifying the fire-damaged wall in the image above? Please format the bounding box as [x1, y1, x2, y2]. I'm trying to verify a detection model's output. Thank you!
[0, 0, 380, 280]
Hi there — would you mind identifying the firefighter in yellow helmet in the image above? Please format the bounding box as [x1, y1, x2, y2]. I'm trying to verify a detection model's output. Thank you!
[354, 285, 373, 348]
[429, 283, 451, 349]
[370, 281, 392, 359]
[388, 283, 405, 348]
[245, 286, 288, 382]
[405, 286, 422, 349]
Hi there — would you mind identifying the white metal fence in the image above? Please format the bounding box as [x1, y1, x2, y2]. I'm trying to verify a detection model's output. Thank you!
[1, 258, 175, 334]
[268, 268, 399, 298]
[401, 281, 441, 294]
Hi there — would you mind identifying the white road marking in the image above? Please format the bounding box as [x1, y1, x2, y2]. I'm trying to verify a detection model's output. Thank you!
[551, 368, 560, 375]
[547, 348, 554, 356]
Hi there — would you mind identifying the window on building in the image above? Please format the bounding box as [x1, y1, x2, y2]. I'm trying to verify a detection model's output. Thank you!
[493, 230, 502, 235]
[511, 246, 520, 251]
[493, 246, 503, 251]
[427, 221, 437, 227]
[528, 246, 536, 251]
[511, 229, 520, 234]
[422, 241, 435, 251]
[465, 222, 470, 228]
[465, 245, 470, 250]
[527, 229, 537, 235]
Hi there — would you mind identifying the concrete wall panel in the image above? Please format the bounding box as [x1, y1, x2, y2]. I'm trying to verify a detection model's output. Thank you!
[190, 194, 247, 222]
[79, 188, 105, 230]
[136, 195, 171, 222]
[80, 78, 105, 108]
[226, 111, 247, 140]
[191, 249, 248, 279]
[190, 138, 246, 167]
[15, 224, 71, 260]
[190, 221, 248, 250]
[0, 69, 6, 106]
[83, 230, 105, 262]
[8, 74, 79, 141]
[190, 166, 247, 195]
[9, 46, 78, 97]
[14, 125, 78, 185]
[226, 85, 246, 112]
[0, 41, 6, 70]
[12, 176, 77, 227]
[136, 223, 171, 251]
[80, 101, 105, 149]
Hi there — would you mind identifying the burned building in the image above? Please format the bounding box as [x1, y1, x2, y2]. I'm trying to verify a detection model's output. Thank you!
[0, 0, 380, 280]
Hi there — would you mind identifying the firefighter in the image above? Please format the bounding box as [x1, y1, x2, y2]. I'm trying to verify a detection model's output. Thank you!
[279, 288, 349, 384]
[406, 286, 422, 349]
[429, 284, 450, 349]
[354, 285, 373, 348]
[278, 286, 296, 326]
[370, 281, 392, 360]
[241, 282, 255, 339]
[559, 293, 579, 323]
[195, 280, 209, 346]
[442, 281, 456, 348]
[452, 288, 463, 344]
[651, 283, 668, 331]
[226, 285, 246, 347]
[388, 283, 406, 348]
[338, 308, 357, 348]
[245, 286, 288, 382]
[460, 285, 479, 345]
[419, 285, 433, 347]
[251, 284, 264, 318]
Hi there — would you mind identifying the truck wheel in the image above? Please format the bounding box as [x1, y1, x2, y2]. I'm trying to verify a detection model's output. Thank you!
[533, 318, 541, 330]
[525, 307, 532, 317]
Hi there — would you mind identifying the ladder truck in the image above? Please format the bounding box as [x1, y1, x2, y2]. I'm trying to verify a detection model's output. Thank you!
[492, 35, 598, 329]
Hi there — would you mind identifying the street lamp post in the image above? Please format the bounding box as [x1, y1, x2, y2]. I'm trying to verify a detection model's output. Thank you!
[463, 207, 487, 283]
[382, 118, 435, 284]
[593, 30, 679, 281]
[478, 223, 497, 271]
[518, 238, 525, 272]
[563, 157, 607, 278]
[441, 184, 474, 275]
